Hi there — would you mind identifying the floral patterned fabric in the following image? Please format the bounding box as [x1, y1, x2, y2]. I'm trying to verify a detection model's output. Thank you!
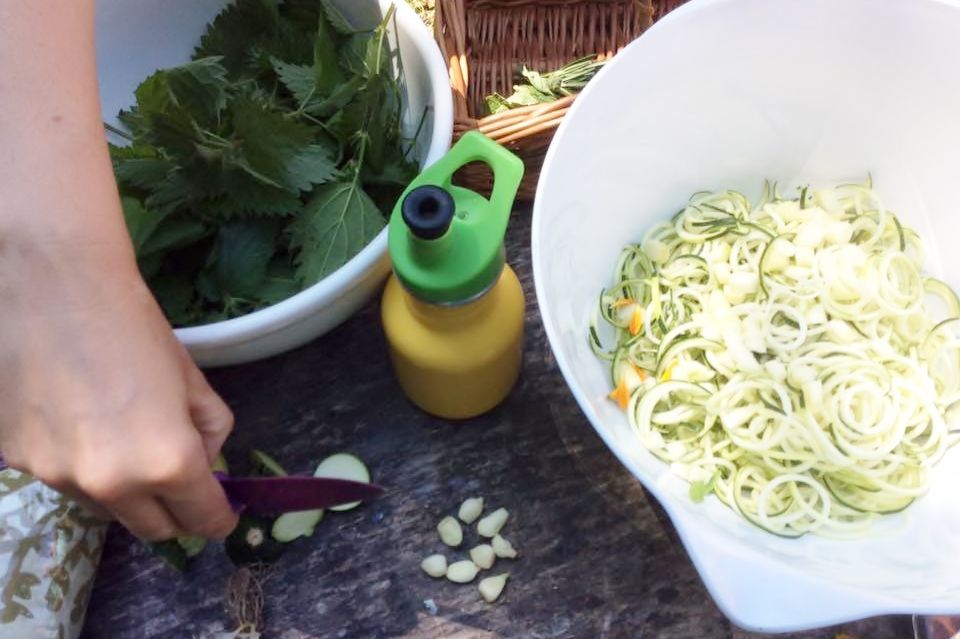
[0, 469, 106, 639]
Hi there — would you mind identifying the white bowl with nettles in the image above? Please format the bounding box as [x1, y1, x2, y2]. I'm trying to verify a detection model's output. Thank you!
[95, 0, 452, 366]
[533, 0, 960, 632]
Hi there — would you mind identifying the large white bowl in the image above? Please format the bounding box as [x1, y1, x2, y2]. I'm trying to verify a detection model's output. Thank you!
[532, 0, 960, 632]
[95, 0, 452, 367]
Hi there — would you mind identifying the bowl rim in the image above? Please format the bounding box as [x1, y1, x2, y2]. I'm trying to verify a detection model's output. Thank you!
[531, 0, 960, 631]
[174, 0, 453, 349]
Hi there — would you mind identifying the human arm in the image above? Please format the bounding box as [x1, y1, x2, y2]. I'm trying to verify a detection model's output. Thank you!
[0, 0, 238, 541]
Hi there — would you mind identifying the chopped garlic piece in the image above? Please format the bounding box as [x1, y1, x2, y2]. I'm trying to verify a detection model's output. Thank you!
[437, 516, 463, 547]
[421, 554, 447, 578]
[458, 497, 484, 524]
[469, 544, 496, 570]
[477, 508, 509, 538]
[478, 573, 509, 603]
[491, 535, 518, 559]
[446, 560, 479, 584]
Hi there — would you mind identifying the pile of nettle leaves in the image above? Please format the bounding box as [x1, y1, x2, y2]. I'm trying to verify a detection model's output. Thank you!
[111, 0, 418, 326]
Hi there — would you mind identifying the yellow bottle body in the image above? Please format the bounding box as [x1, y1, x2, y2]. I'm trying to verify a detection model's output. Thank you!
[381, 266, 525, 419]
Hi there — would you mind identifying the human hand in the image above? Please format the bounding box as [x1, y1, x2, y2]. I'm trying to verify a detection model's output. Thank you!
[0, 246, 238, 541]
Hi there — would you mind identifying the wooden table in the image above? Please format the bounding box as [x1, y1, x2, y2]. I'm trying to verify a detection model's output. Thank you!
[81, 211, 913, 639]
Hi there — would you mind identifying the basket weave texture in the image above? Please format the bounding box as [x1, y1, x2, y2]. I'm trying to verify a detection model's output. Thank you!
[435, 0, 682, 200]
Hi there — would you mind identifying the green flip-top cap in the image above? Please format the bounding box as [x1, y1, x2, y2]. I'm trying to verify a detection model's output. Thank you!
[388, 131, 524, 304]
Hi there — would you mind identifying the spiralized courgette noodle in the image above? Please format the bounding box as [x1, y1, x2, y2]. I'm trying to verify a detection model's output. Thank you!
[590, 179, 960, 537]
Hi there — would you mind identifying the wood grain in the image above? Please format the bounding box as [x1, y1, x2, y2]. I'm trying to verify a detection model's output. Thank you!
[81, 210, 912, 639]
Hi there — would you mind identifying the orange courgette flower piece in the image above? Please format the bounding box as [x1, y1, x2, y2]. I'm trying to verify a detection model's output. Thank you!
[608, 378, 631, 410]
[628, 307, 644, 336]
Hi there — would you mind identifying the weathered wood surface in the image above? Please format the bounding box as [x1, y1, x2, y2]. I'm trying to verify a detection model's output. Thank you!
[81, 212, 912, 639]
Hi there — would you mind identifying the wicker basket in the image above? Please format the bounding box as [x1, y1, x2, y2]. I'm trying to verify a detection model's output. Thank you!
[434, 0, 681, 200]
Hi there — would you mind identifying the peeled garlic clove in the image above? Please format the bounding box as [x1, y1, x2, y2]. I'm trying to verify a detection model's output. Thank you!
[437, 516, 463, 547]
[421, 554, 447, 578]
[446, 560, 479, 584]
[491, 534, 517, 559]
[476, 507, 509, 538]
[478, 573, 509, 603]
[469, 544, 496, 570]
[458, 497, 484, 524]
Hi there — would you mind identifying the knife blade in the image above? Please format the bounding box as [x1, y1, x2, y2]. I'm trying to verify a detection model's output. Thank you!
[217, 475, 383, 515]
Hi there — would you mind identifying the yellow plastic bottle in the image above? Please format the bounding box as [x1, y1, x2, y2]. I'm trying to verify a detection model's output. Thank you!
[381, 132, 526, 419]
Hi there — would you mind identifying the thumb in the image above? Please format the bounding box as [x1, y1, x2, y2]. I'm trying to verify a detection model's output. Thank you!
[178, 345, 234, 464]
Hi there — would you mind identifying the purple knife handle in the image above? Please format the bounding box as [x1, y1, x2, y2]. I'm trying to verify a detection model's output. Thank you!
[214, 471, 246, 513]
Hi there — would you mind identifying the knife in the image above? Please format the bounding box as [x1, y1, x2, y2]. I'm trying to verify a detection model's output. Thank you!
[216, 474, 384, 515]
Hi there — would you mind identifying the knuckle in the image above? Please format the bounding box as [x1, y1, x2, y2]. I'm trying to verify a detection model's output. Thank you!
[147, 443, 200, 489]
[27, 461, 71, 492]
[77, 465, 128, 504]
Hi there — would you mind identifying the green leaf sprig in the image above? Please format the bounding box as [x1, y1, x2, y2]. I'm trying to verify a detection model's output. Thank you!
[485, 55, 606, 115]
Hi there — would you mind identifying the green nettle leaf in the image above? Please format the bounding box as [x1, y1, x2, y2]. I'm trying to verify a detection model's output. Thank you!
[271, 57, 317, 104]
[319, 0, 356, 36]
[213, 219, 278, 298]
[360, 156, 417, 188]
[313, 7, 345, 93]
[304, 75, 364, 119]
[339, 33, 372, 77]
[228, 97, 319, 192]
[164, 58, 230, 126]
[149, 272, 197, 326]
[132, 71, 202, 156]
[288, 144, 337, 191]
[139, 217, 209, 257]
[107, 142, 158, 161]
[195, 0, 281, 76]
[144, 171, 195, 214]
[114, 157, 175, 190]
[272, 17, 317, 66]
[199, 183, 304, 219]
[290, 182, 385, 284]
[121, 197, 164, 253]
[280, 0, 323, 27]
[257, 258, 302, 304]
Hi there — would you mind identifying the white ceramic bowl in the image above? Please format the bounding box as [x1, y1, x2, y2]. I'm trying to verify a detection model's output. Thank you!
[95, 0, 452, 367]
[533, 0, 960, 631]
